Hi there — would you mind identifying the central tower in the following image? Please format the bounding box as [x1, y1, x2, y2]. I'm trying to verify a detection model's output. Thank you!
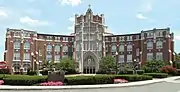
[74, 5, 106, 74]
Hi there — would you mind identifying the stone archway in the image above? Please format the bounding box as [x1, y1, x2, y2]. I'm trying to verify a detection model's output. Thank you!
[83, 52, 98, 74]
[12, 63, 20, 72]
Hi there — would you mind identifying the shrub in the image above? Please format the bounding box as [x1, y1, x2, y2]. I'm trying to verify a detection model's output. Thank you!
[65, 74, 152, 85]
[136, 70, 145, 75]
[160, 65, 178, 76]
[126, 69, 134, 74]
[144, 73, 168, 78]
[40, 70, 48, 75]
[27, 71, 37, 75]
[176, 69, 180, 76]
[3, 75, 47, 86]
[0, 69, 9, 74]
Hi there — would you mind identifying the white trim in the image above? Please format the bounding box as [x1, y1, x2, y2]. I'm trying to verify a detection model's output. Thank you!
[13, 60, 21, 62]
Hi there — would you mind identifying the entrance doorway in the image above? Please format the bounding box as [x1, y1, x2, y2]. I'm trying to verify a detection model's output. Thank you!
[83, 55, 96, 74]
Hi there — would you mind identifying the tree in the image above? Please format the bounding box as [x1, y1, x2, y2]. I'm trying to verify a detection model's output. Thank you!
[55, 57, 76, 74]
[98, 55, 116, 73]
[142, 58, 165, 73]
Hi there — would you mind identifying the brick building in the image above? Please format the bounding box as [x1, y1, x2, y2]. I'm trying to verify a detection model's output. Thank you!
[4, 6, 175, 74]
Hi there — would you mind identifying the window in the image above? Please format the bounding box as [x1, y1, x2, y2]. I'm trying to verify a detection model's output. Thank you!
[76, 44, 80, 51]
[127, 55, 132, 62]
[147, 53, 153, 61]
[46, 44, 52, 51]
[147, 41, 153, 49]
[55, 55, 60, 63]
[13, 53, 20, 60]
[24, 53, 30, 60]
[119, 36, 125, 41]
[24, 42, 30, 50]
[156, 41, 163, 49]
[127, 44, 132, 51]
[14, 32, 20, 36]
[119, 45, 124, 52]
[55, 45, 60, 52]
[127, 36, 132, 41]
[63, 46, 68, 52]
[136, 48, 139, 56]
[14, 41, 20, 49]
[111, 37, 116, 42]
[46, 54, 52, 61]
[156, 52, 163, 61]
[99, 43, 102, 51]
[119, 55, 124, 63]
[111, 44, 116, 52]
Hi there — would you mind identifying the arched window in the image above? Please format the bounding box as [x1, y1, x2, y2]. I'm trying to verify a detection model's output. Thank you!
[24, 42, 30, 49]
[55, 45, 60, 52]
[14, 41, 20, 49]
[156, 41, 163, 49]
[111, 44, 116, 52]
[46, 44, 52, 51]
[147, 41, 153, 49]
[63, 46, 68, 52]
[119, 45, 124, 52]
[127, 44, 132, 51]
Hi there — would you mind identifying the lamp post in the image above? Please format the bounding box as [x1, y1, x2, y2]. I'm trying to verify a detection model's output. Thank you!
[115, 52, 118, 74]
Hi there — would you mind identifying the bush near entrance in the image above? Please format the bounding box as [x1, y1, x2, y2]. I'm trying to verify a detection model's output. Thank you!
[143, 73, 168, 78]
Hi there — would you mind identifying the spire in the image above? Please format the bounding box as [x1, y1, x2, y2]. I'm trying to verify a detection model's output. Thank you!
[86, 4, 93, 14]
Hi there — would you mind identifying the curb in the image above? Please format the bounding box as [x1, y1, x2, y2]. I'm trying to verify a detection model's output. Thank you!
[0, 76, 180, 90]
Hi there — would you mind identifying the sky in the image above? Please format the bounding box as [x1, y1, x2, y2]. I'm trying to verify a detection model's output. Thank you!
[0, 0, 180, 60]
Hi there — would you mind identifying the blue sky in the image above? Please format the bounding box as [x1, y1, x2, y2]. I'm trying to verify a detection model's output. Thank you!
[0, 0, 180, 60]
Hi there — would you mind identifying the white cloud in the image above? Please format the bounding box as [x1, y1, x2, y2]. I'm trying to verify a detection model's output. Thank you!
[0, 7, 8, 17]
[175, 34, 180, 40]
[20, 16, 49, 26]
[58, 0, 82, 6]
[136, 13, 148, 20]
[69, 16, 75, 22]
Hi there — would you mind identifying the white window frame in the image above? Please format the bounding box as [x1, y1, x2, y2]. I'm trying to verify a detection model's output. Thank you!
[24, 53, 30, 60]
[147, 41, 153, 49]
[147, 53, 153, 61]
[127, 55, 132, 62]
[156, 52, 163, 61]
[46, 54, 52, 61]
[156, 41, 163, 49]
[127, 44, 132, 51]
[14, 41, 20, 49]
[63, 46, 68, 52]
[46, 44, 52, 52]
[24, 42, 30, 50]
[119, 45, 124, 52]
[13, 53, 20, 60]
[55, 55, 60, 62]
[119, 55, 124, 63]
[111, 45, 116, 52]
[55, 45, 60, 52]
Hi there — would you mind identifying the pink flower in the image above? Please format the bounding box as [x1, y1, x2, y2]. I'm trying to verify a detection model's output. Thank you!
[0, 80, 4, 85]
[114, 79, 128, 84]
[40, 81, 64, 86]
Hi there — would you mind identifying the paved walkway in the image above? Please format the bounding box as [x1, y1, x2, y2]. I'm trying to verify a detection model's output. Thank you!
[0, 76, 180, 92]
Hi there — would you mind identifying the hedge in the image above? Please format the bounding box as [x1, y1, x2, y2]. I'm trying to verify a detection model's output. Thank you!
[143, 73, 168, 78]
[0, 74, 153, 86]
[65, 74, 152, 85]
[0, 75, 47, 86]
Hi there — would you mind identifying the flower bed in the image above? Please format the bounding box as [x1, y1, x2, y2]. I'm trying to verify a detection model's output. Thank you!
[0, 80, 4, 85]
[114, 79, 128, 84]
[40, 81, 64, 86]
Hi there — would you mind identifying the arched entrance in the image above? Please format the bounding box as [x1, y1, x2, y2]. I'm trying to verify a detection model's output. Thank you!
[83, 52, 98, 74]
